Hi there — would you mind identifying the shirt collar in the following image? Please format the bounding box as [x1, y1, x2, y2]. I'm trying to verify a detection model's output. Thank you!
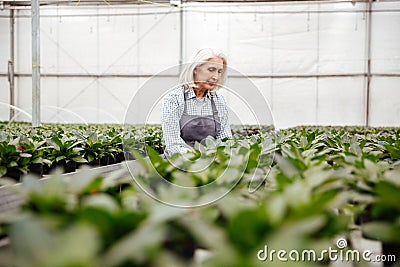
[187, 88, 211, 99]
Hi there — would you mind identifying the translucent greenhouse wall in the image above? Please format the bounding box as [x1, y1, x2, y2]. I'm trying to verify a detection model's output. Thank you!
[0, 1, 399, 128]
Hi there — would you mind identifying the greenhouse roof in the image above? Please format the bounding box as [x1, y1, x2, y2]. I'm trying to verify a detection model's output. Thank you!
[3, 0, 371, 8]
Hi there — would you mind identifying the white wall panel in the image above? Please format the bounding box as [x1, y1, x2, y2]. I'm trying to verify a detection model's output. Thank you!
[317, 77, 365, 126]
[1, 77, 31, 122]
[126, 76, 179, 124]
[137, 9, 180, 74]
[369, 77, 400, 126]
[97, 14, 139, 74]
[227, 11, 272, 74]
[57, 16, 99, 74]
[15, 12, 31, 74]
[318, 11, 367, 74]
[371, 2, 400, 74]
[251, 78, 273, 110]
[0, 77, 11, 121]
[15, 77, 29, 110]
[41, 78, 97, 123]
[97, 77, 138, 123]
[184, 10, 230, 62]
[40, 16, 59, 74]
[0, 15, 10, 73]
[0, 10, 10, 121]
[272, 78, 317, 129]
[224, 76, 274, 125]
[13, 78, 32, 121]
[41, 77, 59, 109]
[272, 13, 318, 74]
[40, 77, 108, 124]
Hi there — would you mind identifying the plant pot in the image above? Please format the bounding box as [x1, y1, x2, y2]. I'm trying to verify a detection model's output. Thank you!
[4, 168, 23, 182]
[28, 163, 43, 176]
[164, 223, 198, 260]
[355, 204, 373, 227]
[357, 207, 400, 266]
[57, 160, 76, 173]
[155, 146, 164, 154]
[124, 151, 135, 161]
[355, 212, 373, 226]
[108, 155, 115, 165]
[75, 162, 83, 170]
[115, 152, 125, 163]
[88, 159, 101, 167]
[99, 156, 109, 166]
[42, 164, 51, 175]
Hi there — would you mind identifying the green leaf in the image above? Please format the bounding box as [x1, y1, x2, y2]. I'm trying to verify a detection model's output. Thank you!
[245, 143, 261, 172]
[0, 166, 7, 177]
[275, 154, 299, 178]
[350, 141, 362, 156]
[129, 148, 149, 173]
[10, 218, 100, 267]
[89, 132, 98, 143]
[362, 222, 400, 242]
[31, 158, 42, 164]
[87, 154, 95, 162]
[8, 161, 18, 167]
[42, 159, 52, 166]
[51, 136, 63, 150]
[56, 155, 66, 162]
[71, 156, 88, 163]
[103, 223, 165, 266]
[228, 207, 271, 253]
[386, 145, 400, 159]
[300, 135, 308, 149]
[146, 145, 163, 166]
[374, 181, 400, 208]
[82, 194, 119, 212]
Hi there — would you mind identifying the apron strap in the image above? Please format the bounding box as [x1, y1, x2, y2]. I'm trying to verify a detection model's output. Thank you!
[183, 89, 189, 114]
[210, 94, 221, 134]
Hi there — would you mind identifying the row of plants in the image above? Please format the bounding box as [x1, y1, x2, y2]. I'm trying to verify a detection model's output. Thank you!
[0, 122, 165, 180]
[0, 125, 399, 266]
[0, 122, 273, 181]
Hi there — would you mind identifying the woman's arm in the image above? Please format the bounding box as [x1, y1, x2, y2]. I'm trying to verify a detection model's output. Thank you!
[215, 93, 233, 140]
[161, 93, 191, 157]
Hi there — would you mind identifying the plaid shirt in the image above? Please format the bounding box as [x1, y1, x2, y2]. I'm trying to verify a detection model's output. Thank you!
[161, 86, 232, 156]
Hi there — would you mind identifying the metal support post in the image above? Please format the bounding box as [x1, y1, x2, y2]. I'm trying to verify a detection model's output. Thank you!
[8, 9, 15, 121]
[31, 0, 41, 127]
[365, 0, 372, 126]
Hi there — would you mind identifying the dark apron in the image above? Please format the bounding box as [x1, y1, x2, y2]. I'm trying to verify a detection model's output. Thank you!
[180, 90, 221, 148]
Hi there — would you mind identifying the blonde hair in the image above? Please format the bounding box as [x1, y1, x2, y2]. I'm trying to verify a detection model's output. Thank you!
[179, 48, 228, 92]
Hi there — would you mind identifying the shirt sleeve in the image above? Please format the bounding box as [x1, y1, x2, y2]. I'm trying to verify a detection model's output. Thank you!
[215, 93, 233, 140]
[161, 93, 191, 157]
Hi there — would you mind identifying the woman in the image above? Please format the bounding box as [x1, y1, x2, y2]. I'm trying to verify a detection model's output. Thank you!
[161, 48, 232, 158]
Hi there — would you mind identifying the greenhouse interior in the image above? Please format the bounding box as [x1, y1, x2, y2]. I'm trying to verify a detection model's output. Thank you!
[0, 0, 400, 266]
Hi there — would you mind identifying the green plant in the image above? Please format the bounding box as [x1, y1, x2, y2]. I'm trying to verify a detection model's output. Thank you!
[46, 134, 87, 166]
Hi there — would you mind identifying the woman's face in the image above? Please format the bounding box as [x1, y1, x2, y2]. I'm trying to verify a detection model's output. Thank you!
[194, 57, 224, 91]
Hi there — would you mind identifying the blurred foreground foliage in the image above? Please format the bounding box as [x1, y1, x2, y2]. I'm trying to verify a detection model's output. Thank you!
[0, 124, 399, 266]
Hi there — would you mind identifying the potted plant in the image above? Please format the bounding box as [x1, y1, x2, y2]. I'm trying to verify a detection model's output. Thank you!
[46, 134, 87, 173]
